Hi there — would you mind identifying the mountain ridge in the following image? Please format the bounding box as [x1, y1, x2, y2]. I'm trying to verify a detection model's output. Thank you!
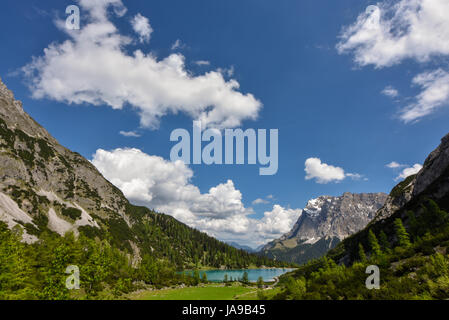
[261, 192, 388, 264]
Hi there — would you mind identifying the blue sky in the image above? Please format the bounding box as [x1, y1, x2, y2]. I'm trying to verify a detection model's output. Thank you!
[1, 0, 448, 247]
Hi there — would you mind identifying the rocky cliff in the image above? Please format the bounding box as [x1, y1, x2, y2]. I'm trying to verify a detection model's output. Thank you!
[262, 192, 387, 264]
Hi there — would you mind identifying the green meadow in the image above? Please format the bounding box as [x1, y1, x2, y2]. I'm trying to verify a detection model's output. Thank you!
[129, 284, 262, 300]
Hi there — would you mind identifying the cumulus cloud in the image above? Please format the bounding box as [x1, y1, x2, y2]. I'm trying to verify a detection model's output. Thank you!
[395, 163, 423, 181]
[131, 13, 152, 43]
[400, 69, 449, 122]
[337, 1, 449, 122]
[382, 86, 399, 98]
[337, 0, 449, 68]
[256, 205, 302, 239]
[91, 148, 299, 247]
[252, 198, 269, 205]
[304, 158, 364, 184]
[119, 130, 141, 137]
[22, 0, 262, 129]
[386, 161, 406, 169]
[304, 158, 346, 184]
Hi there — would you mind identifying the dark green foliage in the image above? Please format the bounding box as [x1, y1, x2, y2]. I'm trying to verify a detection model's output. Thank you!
[271, 194, 449, 300]
[257, 276, 264, 289]
[358, 243, 366, 262]
[394, 218, 411, 248]
[242, 271, 249, 284]
[61, 207, 82, 220]
[368, 229, 382, 257]
[389, 174, 416, 198]
[36, 139, 54, 160]
[126, 203, 290, 270]
[107, 217, 133, 252]
[0, 221, 201, 299]
[78, 225, 105, 239]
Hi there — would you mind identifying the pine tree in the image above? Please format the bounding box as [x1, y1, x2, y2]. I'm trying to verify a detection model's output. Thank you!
[257, 276, 264, 289]
[394, 218, 411, 247]
[379, 230, 391, 253]
[193, 270, 201, 285]
[358, 243, 367, 262]
[242, 271, 249, 284]
[201, 272, 208, 283]
[368, 230, 382, 257]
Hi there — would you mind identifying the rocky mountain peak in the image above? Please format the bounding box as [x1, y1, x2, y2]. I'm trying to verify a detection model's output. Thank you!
[261, 192, 387, 264]
[289, 192, 388, 242]
[0, 78, 128, 243]
[413, 132, 449, 197]
[374, 131, 449, 222]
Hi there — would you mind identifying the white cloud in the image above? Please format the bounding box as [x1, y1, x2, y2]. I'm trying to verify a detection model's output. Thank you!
[252, 198, 269, 205]
[194, 60, 210, 66]
[171, 39, 185, 50]
[304, 158, 365, 184]
[386, 161, 406, 168]
[119, 130, 141, 137]
[256, 205, 302, 240]
[395, 163, 423, 181]
[22, 0, 262, 129]
[337, 0, 449, 68]
[217, 66, 235, 77]
[382, 86, 399, 98]
[400, 69, 449, 122]
[131, 13, 152, 43]
[304, 158, 346, 184]
[337, 0, 449, 122]
[252, 194, 276, 205]
[91, 147, 299, 247]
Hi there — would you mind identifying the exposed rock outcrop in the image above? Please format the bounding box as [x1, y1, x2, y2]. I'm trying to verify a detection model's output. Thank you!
[262, 192, 387, 264]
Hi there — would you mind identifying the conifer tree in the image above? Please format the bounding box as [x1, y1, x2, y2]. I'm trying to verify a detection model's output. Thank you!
[242, 271, 249, 284]
[394, 218, 411, 247]
[379, 230, 391, 253]
[368, 230, 382, 257]
[257, 276, 264, 289]
[358, 243, 367, 262]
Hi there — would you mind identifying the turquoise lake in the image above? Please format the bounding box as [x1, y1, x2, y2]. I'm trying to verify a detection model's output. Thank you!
[184, 268, 295, 282]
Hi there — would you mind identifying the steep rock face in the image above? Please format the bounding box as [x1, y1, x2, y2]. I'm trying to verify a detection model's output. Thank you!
[0, 77, 128, 242]
[373, 132, 449, 222]
[413, 133, 449, 199]
[373, 175, 416, 222]
[262, 192, 387, 264]
[327, 132, 449, 266]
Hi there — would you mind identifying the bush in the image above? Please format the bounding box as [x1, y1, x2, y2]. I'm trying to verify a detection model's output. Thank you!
[61, 207, 82, 220]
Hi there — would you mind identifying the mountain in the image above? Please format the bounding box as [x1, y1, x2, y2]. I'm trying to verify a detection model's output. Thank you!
[227, 241, 257, 253]
[272, 133, 449, 300]
[261, 192, 388, 265]
[332, 131, 449, 265]
[0, 77, 284, 271]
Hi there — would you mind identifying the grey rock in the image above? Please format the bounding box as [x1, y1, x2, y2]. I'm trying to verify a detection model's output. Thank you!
[413, 133, 449, 198]
[262, 192, 387, 256]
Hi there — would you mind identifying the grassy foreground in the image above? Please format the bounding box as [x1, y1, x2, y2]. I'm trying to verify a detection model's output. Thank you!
[128, 283, 263, 300]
